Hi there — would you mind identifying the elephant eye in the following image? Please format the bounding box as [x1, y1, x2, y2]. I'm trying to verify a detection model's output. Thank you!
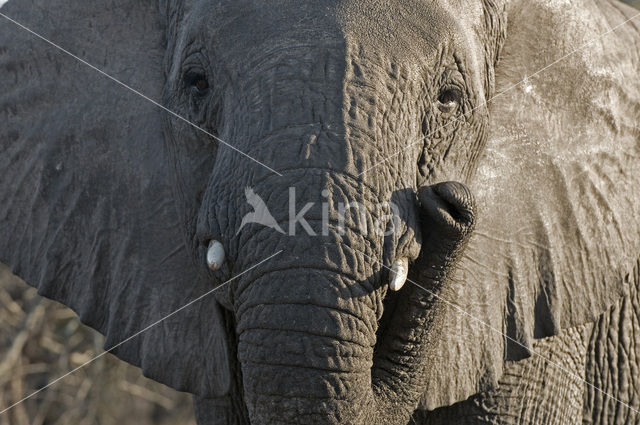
[184, 71, 210, 95]
[437, 87, 462, 114]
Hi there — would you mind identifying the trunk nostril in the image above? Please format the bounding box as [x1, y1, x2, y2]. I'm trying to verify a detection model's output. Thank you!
[432, 182, 475, 215]
[420, 181, 476, 229]
[439, 196, 470, 224]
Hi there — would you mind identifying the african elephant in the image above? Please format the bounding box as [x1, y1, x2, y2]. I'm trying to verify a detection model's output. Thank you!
[1, 0, 640, 424]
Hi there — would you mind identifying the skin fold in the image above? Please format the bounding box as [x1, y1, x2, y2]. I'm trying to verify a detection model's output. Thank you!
[1, 0, 639, 424]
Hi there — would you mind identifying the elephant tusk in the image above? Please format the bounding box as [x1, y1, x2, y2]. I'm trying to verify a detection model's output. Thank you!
[389, 258, 408, 291]
[206, 240, 225, 271]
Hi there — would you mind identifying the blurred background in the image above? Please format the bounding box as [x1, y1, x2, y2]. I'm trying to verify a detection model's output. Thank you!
[0, 264, 195, 425]
[0, 1, 638, 424]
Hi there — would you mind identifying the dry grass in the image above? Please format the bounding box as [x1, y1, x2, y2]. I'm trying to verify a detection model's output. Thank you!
[0, 265, 195, 425]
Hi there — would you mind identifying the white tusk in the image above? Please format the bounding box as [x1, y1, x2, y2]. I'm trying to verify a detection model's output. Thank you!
[206, 240, 225, 271]
[389, 258, 409, 291]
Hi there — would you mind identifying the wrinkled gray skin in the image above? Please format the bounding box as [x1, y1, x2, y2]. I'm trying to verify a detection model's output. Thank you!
[1, 0, 640, 424]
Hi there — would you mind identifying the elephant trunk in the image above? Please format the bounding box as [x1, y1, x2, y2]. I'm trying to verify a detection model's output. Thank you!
[227, 179, 477, 424]
[233, 233, 445, 425]
[236, 264, 377, 424]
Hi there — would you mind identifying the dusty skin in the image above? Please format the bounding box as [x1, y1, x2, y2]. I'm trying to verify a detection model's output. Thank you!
[1, 1, 640, 424]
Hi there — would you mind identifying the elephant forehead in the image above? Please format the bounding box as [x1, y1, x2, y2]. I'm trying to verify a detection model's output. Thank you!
[186, 0, 485, 65]
[336, 0, 484, 55]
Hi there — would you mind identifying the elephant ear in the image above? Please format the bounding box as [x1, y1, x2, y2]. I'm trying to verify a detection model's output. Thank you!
[0, 0, 231, 397]
[421, 0, 640, 410]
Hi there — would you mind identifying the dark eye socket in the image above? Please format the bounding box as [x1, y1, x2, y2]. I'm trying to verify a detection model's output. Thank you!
[184, 71, 209, 95]
[437, 87, 463, 113]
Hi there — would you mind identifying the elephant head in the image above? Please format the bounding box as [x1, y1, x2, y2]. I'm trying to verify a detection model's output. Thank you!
[1, 0, 639, 424]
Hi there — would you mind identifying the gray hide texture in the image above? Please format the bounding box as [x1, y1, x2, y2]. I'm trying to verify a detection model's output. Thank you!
[1, 0, 640, 423]
[419, 0, 640, 409]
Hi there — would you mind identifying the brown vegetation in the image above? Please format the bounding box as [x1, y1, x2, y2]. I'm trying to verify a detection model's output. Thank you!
[0, 265, 194, 425]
